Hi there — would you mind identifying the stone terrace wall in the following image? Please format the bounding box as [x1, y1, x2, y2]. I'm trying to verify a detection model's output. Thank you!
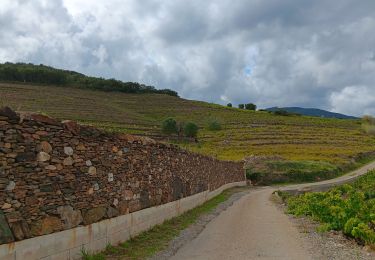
[0, 107, 244, 244]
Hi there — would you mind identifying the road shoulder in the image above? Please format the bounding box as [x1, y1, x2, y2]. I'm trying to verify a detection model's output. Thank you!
[150, 187, 251, 260]
[273, 194, 375, 260]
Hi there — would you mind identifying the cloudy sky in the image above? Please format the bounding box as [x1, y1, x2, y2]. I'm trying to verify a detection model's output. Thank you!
[1, 0, 375, 116]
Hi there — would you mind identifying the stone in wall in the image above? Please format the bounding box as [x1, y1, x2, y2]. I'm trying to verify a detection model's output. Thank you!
[82, 207, 106, 225]
[57, 206, 83, 229]
[0, 211, 14, 243]
[29, 216, 62, 236]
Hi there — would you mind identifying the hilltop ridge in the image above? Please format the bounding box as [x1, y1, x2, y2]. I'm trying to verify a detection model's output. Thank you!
[266, 107, 358, 119]
[0, 62, 178, 96]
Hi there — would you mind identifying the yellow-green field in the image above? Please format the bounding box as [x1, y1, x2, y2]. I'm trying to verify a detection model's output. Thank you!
[1, 83, 374, 165]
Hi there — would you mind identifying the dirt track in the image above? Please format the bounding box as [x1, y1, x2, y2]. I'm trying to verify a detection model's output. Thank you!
[169, 161, 375, 260]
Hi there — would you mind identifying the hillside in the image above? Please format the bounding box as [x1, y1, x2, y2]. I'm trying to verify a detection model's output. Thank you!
[266, 107, 358, 119]
[1, 83, 375, 166]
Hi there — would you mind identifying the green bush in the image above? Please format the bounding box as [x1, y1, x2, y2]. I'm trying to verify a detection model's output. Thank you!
[245, 169, 264, 183]
[183, 122, 199, 138]
[161, 118, 178, 135]
[362, 116, 375, 135]
[227, 103, 232, 107]
[207, 120, 222, 131]
[238, 104, 244, 109]
[287, 171, 375, 246]
[273, 110, 296, 116]
[245, 103, 257, 110]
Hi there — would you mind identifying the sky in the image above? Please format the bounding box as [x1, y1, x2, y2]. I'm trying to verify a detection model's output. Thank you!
[1, 0, 375, 116]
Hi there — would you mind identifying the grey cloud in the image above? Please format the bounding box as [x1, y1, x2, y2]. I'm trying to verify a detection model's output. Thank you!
[1, 0, 375, 116]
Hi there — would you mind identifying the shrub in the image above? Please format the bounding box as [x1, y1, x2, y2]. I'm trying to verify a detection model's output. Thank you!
[272, 110, 299, 116]
[245, 169, 264, 183]
[161, 118, 178, 135]
[238, 104, 244, 109]
[286, 171, 375, 246]
[363, 124, 375, 135]
[362, 115, 375, 135]
[207, 120, 222, 131]
[227, 103, 232, 107]
[363, 115, 375, 125]
[176, 121, 185, 137]
[245, 103, 257, 111]
[183, 122, 199, 138]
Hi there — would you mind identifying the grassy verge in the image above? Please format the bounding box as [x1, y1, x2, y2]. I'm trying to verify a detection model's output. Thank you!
[246, 153, 375, 185]
[285, 171, 375, 247]
[82, 187, 247, 260]
[246, 160, 340, 185]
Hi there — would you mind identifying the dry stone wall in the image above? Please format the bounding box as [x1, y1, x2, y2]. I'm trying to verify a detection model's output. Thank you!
[0, 107, 244, 244]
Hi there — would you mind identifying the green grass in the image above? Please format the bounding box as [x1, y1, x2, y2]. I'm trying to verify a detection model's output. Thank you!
[286, 171, 375, 247]
[1, 82, 375, 168]
[246, 160, 341, 184]
[82, 187, 247, 260]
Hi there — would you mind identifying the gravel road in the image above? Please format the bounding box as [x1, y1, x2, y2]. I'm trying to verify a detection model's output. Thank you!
[163, 161, 375, 260]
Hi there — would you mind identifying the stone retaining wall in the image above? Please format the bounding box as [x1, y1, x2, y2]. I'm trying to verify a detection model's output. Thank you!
[0, 107, 245, 245]
[0, 181, 246, 260]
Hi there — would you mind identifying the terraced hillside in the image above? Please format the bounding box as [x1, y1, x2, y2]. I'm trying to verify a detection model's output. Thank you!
[1, 83, 375, 166]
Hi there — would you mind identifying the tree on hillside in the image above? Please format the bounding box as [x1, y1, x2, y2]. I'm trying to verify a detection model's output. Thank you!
[161, 118, 178, 135]
[207, 120, 222, 131]
[227, 103, 232, 107]
[245, 103, 257, 111]
[238, 104, 245, 109]
[184, 122, 199, 138]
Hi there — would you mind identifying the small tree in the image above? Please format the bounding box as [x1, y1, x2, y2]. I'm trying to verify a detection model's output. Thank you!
[245, 103, 257, 111]
[238, 104, 244, 109]
[227, 103, 232, 107]
[207, 120, 222, 131]
[362, 115, 375, 135]
[161, 118, 178, 135]
[184, 122, 199, 138]
[176, 121, 185, 137]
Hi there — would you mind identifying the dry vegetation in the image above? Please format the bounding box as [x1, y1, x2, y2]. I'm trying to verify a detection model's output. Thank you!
[1, 83, 375, 168]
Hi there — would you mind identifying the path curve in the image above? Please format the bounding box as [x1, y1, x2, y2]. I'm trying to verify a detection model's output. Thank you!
[279, 160, 375, 194]
[169, 161, 375, 260]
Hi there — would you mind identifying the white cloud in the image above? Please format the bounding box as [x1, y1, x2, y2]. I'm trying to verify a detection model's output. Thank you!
[330, 86, 375, 116]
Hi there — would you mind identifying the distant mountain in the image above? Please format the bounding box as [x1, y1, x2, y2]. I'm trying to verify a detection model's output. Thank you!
[265, 107, 359, 119]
